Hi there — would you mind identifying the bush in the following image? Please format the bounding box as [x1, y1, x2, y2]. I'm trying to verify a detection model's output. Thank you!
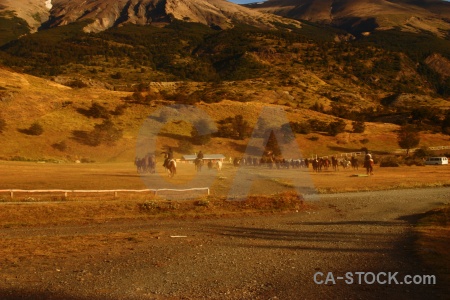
[352, 121, 366, 133]
[87, 102, 110, 118]
[404, 157, 425, 166]
[414, 147, 433, 159]
[360, 138, 369, 144]
[379, 156, 401, 167]
[52, 140, 67, 151]
[0, 118, 6, 133]
[327, 119, 346, 136]
[111, 104, 127, 116]
[22, 122, 44, 136]
[67, 79, 88, 88]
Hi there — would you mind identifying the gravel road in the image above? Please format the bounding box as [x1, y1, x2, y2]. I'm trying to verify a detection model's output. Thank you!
[1, 187, 449, 299]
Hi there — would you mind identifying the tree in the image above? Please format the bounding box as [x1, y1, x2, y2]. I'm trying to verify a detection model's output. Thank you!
[327, 119, 346, 136]
[352, 121, 366, 133]
[191, 119, 213, 145]
[442, 110, 450, 135]
[397, 125, 420, 155]
[86, 119, 123, 146]
[178, 138, 193, 154]
[264, 130, 281, 156]
[217, 115, 250, 140]
[232, 115, 250, 140]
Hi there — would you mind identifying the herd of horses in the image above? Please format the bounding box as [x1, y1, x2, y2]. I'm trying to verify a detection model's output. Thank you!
[231, 155, 360, 172]
[135, 153, 369, 178]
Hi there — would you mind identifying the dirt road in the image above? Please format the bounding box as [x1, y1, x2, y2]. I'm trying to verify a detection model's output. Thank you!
[1, 187, 449, 299]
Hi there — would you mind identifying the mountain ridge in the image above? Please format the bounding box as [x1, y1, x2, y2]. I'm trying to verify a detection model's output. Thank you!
[247, 0, 450, 36]
[1, 0, 301, 34]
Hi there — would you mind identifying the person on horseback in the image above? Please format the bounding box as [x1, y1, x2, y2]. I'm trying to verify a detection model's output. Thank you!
[364, 151, 374, 175]
[197, 150, 204, 160]
[162, 147, 173, 169]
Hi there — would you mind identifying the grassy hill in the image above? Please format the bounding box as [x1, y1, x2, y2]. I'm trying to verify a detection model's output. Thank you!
[0, 19, 450, 162]
[1, 67, 449, 163]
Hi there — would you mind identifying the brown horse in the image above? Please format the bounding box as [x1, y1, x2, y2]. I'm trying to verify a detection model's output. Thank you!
[195, 158, 203, 172]
[165, 159, 176, 177]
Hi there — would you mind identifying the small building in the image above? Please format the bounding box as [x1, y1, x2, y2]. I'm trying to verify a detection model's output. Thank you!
[181, 154, 225, 163]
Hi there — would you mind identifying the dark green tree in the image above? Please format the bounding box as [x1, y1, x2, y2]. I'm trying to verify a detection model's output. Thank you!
[397, 125, 420, 155]
[264, 130, 281, 157]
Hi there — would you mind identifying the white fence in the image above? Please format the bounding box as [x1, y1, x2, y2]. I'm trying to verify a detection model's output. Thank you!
[393, 146, 450, 154]
[0, 188, 210, 199]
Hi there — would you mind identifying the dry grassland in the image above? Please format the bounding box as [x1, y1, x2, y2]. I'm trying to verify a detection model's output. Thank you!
[0, 160, 449, 227]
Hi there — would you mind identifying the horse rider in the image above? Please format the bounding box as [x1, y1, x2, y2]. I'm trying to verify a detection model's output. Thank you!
[196, 150, 204, 163]
[162, 147, 174, 168]
[364, 152, 374, 175]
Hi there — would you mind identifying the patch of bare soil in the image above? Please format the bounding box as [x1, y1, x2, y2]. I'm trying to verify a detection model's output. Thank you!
[0, 188, 449, 299]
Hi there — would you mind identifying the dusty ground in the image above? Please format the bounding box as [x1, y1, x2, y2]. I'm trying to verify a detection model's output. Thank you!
[0, 162, 449, 299]
[0, 187, 449, 299]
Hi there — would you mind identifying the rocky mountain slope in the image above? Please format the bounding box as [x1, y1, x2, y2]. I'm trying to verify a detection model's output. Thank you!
[247, 0, 450, 36]
[1, 0, 301, 33]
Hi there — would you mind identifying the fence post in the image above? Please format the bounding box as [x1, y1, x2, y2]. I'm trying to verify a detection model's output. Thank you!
[10, 191, 13, 199]
[114, 191, 118, 198]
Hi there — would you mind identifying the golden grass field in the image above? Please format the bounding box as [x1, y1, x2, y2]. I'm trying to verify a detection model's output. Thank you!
[0, 160, 449, 197]
[0, 159, 448, 228]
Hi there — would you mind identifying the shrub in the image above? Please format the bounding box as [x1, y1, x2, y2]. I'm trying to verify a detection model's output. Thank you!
[308, 136, 319, 141]
[352, 121, 366, 133]
[110, 72, 122, 79]
[404, 157, 425, 166]
[379, 156, 401, 167]
[111, 104, 127, 116]
[0, 118, 6, 133]
[87, 102, 110, 118]
[25, 122, 44, 136]
[67, 79, 88, 88]
[52, 140, 67, 151]
[360, 138, 369, 144]
[327, 119, 346, 136]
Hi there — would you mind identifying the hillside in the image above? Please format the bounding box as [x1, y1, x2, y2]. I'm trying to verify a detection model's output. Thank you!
[0, 66, 449, 163]
[0, 0, 301, 34]
[0, 1, 450, 162]
[247, 0, 450, 36]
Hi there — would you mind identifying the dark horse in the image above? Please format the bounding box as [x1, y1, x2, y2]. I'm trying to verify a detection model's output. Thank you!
[194, 158, 203, 172]
[135, 154, 156, 174]
[165, 159, 176, 177]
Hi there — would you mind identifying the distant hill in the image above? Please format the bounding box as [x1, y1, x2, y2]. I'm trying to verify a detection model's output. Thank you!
[247, 0, 450, 36]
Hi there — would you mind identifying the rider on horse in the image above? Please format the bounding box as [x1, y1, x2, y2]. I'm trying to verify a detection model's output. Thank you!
[195, 150, 204, 164]
[162, 147, 174, 169]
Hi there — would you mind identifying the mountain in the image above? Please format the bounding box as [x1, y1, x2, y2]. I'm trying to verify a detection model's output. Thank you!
[0, 0, 51, 32]
[247, 0, 450, 36]
[0, 0, 301, 34]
